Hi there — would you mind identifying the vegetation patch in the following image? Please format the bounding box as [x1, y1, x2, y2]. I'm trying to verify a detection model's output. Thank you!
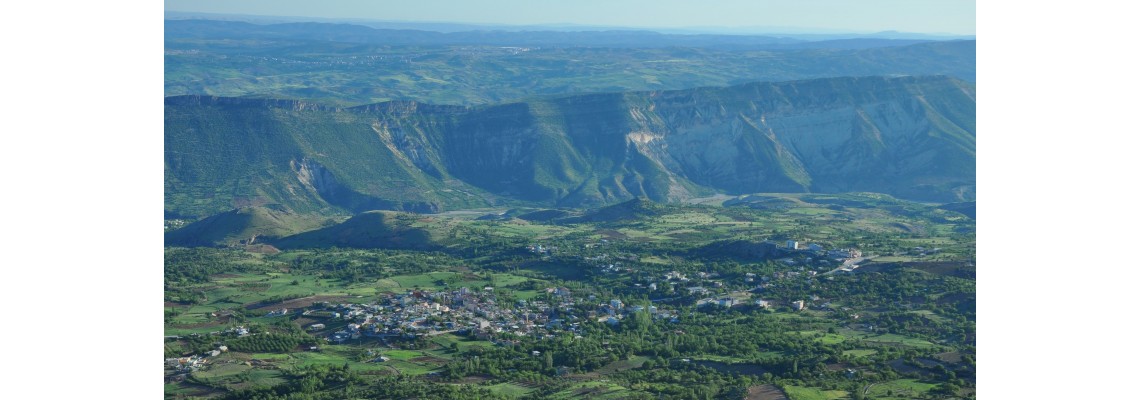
[781, 385, 848, 400]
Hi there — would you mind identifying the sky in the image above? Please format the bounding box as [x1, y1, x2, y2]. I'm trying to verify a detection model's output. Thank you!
[164, 0, 976, 35]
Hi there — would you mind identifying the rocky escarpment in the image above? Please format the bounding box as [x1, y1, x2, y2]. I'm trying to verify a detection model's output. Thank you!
[165, 75, 974, 217]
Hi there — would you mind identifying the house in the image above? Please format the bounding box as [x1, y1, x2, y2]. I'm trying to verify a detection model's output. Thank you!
[792, 300, 805, 311]
[266, 308, 289, 317]
[754, 299, 772, 309]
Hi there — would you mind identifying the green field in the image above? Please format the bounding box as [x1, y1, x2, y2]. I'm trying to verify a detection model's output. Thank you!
[431, 334, 493, 353]
[485, 382, 536, 397]
[797, 331, 847, 345]
[861, 333, 940, 348]
[381, 349, 425, 361]
[782, 385, 849, 400]
[865, 379, 939, 399]
[547, 381, 632, 399]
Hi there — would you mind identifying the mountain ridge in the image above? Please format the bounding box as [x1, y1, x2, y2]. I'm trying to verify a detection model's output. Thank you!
[165, 75, 975, 217]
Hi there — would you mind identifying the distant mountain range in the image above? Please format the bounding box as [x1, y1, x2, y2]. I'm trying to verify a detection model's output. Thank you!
[164, 12, 974, 41]
[165, 75, 975, 218]
[164, 19, 962, 50]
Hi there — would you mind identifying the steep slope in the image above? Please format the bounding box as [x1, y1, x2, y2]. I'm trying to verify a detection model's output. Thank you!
[165, 75, 975, 217]
[164, 98, 499, 217]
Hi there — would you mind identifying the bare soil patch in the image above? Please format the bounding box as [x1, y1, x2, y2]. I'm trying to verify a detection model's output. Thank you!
[934, 351, 963, 363]
[170, 321, 224, 329]
[745, 384, 789, 400]
[244, 244, 281, 255]
[250, 295, 353, 312]
[595, 229, 628, 239]
[825, 362, 855, 372]
[237, 282, 271, 292]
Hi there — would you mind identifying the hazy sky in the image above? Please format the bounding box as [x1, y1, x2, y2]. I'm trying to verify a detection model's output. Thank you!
[164, 0, 976, 35]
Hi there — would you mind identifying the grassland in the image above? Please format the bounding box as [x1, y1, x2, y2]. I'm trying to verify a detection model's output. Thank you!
[485, 382, 537, 397]
[547, 381, 632, 399]
[865, 379, 939, 399]
[782, 386, 849, 400]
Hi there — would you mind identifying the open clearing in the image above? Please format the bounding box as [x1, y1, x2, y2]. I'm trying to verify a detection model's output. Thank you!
[746, 384, 790, 400]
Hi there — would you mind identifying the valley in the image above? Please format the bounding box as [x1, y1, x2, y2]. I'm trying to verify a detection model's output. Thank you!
[165, 194, 975, 399]
[163, 14, 976, 400]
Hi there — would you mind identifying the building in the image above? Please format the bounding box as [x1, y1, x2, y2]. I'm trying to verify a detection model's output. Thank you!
[610, 299, 624, 309]
[792, 300, 806, 311]
[787, 240, 799, 250]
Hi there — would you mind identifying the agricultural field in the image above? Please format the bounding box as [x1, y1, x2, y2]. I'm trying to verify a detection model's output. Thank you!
[865, 379, 941, 399]
[782, 386, 849, 400]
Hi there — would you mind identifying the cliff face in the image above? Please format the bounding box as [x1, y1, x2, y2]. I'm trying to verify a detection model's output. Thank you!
[165, 76, 975, 217]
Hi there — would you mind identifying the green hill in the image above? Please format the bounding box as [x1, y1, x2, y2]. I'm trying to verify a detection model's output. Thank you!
[938, 201, 976, 219]
[272, 211, 439, 250]
[564, 198, 670, 224]
[164, 206, 332, 247]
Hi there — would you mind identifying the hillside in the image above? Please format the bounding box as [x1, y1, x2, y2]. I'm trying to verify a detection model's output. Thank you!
[563, 198, 670, 224]
[938, 201, 976, 219]
[271, 211, 440, 250]
[163, 206, 332, 247]
[165, 75, 975, 217]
